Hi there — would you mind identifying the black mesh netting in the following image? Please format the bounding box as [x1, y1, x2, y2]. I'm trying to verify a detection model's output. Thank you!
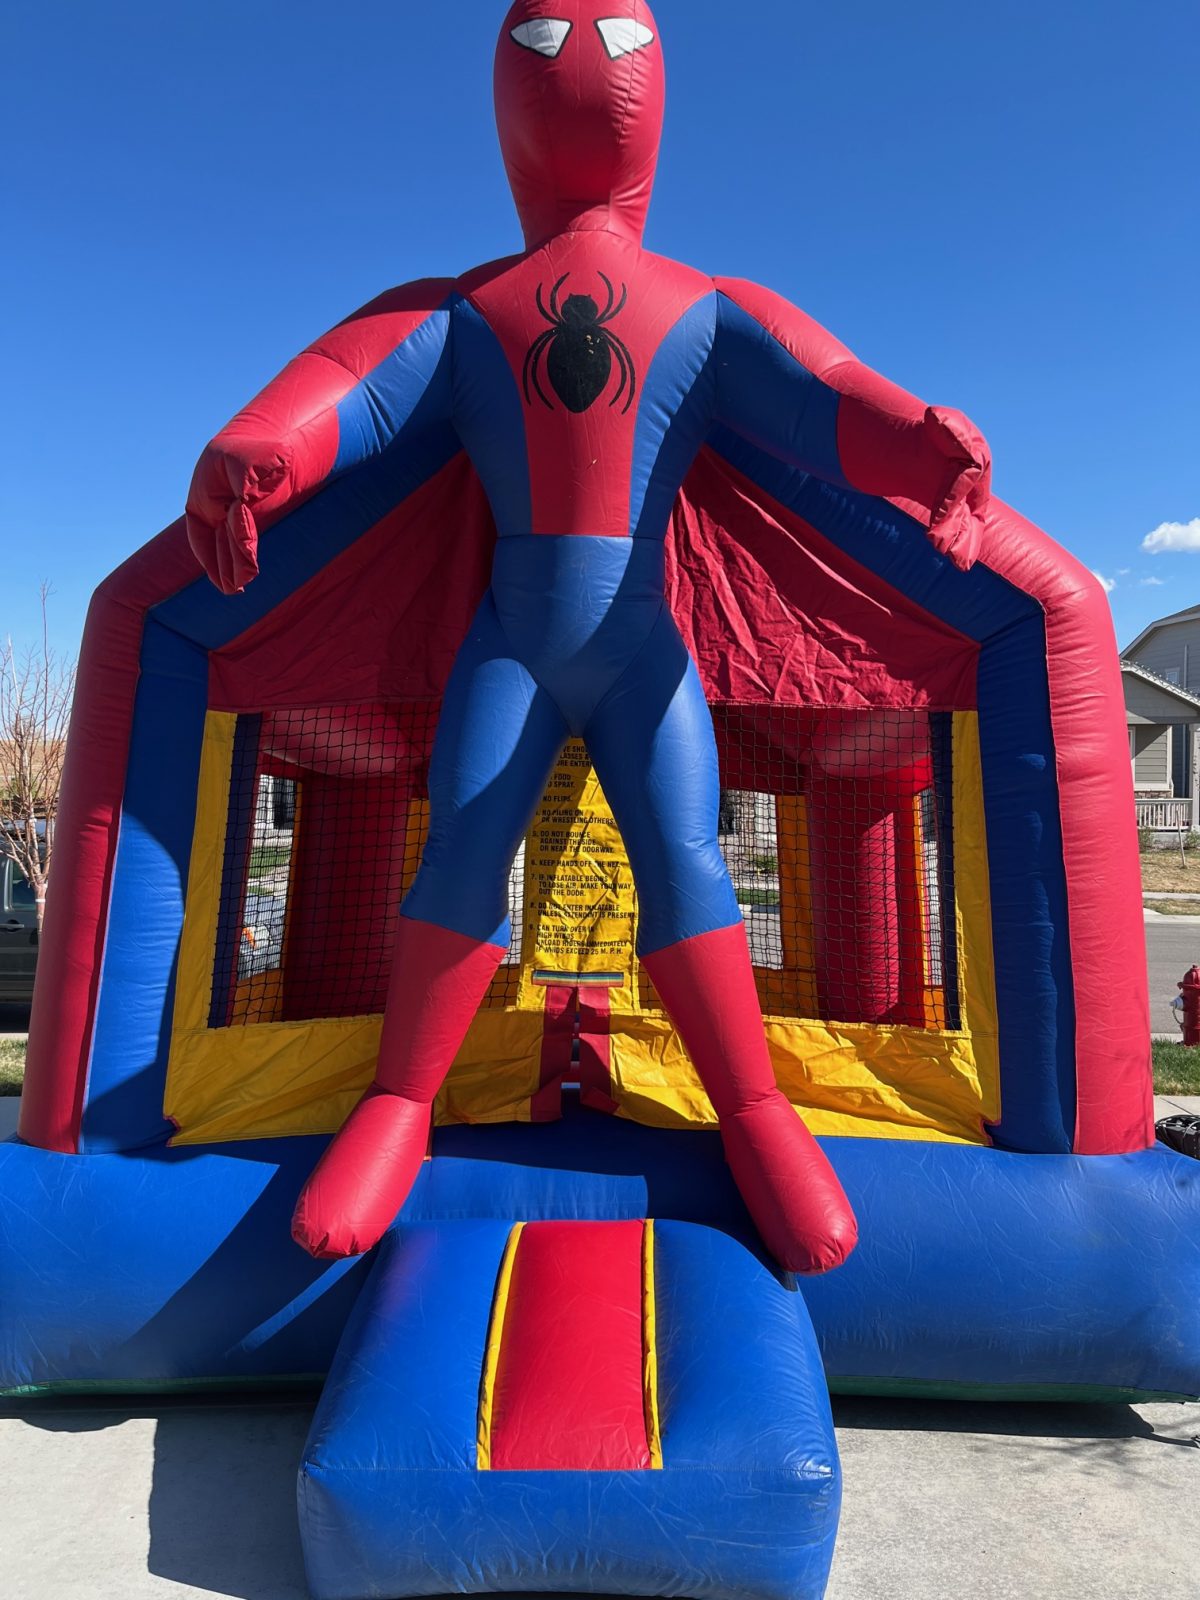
[210, 701, 959, 1032]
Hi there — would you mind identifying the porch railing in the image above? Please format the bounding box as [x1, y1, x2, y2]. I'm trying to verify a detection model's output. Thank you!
[1136, 797, 1197, 832]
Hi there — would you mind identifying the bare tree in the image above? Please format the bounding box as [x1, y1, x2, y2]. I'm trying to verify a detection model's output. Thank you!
[0, 586, 75, 930]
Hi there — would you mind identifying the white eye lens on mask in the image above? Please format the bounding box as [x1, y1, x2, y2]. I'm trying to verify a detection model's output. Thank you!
[510, 19, 573, 57]
[595, 18, 656, 59]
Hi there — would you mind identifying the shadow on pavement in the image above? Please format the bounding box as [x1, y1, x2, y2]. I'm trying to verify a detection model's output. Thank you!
[16, 1395, 314, 1600]
[832, 1394, 1199, 1446]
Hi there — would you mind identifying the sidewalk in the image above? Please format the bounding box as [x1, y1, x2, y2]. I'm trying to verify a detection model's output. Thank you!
[1155, 1094, 1200, 1117]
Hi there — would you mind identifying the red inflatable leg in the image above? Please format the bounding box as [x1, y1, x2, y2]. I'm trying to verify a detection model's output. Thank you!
[291, 1088, 433, 1259]
[291, 916, 505, 1259]
[641, 924, 858, 1275]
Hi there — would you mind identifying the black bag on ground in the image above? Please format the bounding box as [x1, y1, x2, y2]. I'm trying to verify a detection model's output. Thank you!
[1156, 1115, 1200, 1159]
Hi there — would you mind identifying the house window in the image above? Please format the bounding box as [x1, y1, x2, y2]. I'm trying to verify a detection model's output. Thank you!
[1163, 667, 1181, 686]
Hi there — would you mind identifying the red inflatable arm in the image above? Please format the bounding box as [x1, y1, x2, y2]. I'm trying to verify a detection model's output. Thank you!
[186, 279, 454, 594]
[714, 278, 991, 571]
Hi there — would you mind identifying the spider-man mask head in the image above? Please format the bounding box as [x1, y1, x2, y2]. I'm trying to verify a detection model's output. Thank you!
[495, 0, 664, 249]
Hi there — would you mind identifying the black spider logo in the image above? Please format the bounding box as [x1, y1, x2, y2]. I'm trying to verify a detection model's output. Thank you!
[523, 272, 636, 415]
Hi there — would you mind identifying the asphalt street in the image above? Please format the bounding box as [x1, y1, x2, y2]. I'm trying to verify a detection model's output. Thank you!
[1145, 914, 1200, 1030]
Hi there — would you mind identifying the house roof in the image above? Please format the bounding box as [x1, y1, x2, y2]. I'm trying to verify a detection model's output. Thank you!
[1120, 658, 1200, 716]
[1123, 604, 1200, 659]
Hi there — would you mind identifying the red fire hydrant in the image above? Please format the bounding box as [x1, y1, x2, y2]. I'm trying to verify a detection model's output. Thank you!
[1179, 966, 1200, 1047]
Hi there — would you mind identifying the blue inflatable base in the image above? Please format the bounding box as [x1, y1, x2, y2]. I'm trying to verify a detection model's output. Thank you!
[1, 1096, 1198, 1401]
[300, 1220, 839, 1600]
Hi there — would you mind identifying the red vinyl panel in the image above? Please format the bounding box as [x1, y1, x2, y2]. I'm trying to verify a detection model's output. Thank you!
[19, 521, 201, 1153]
[532, 984, 575, 1122]
[207, 456, 495, 713]
[281, 773, 410, 1022]
[670, 448, 979, 713]
[974, 499, 1154, 1153]
[490, 1220, 650, 1471]
[577, 986, 618, 1115]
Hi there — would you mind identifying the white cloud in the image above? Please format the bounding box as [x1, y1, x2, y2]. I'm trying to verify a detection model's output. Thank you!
[1117, 568, 1131, 576]
[1140, 575, 1165, 586]
[1092, 570, 1117, 594]
[1143, 517, 1200, 554]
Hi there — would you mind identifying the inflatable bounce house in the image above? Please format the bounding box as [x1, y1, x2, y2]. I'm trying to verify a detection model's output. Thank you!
[4, 3, 1199, 1597]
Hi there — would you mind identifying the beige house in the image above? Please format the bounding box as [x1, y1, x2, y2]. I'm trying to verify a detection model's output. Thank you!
[1125, 604, 1200, 792]
[1121, 658, 1200, 830]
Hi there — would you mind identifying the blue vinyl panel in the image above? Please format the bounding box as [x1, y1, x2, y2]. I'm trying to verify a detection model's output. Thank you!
[82, 618, 210, 1151]
[3, 1111, 1198, 1401]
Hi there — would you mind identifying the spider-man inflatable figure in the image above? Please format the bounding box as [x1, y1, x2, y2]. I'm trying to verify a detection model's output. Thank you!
[187, 0, 990, 1275]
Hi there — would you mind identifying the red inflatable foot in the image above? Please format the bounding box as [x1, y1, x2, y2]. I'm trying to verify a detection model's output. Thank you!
[720, 1093, 858, 1275]
[641, 926, 858, 1275]
[291, 1089, 431, 1260]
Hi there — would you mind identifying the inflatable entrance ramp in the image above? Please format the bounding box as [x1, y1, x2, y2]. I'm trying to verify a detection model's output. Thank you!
[300, 1220, 839, 1600]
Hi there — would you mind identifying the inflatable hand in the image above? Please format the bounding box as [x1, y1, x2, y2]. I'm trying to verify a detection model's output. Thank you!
[186, 436, 295, 594]
[922, 405, 992, 572]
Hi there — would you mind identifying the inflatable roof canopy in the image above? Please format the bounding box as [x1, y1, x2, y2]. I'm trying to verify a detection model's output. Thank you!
[4, 4, 1198, 1599]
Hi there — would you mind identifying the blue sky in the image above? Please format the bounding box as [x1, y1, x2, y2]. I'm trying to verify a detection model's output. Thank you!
[2, 0, 1196, 657]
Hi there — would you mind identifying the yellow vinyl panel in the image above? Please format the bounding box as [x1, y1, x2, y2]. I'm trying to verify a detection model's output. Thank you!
[606, 713, 1000, 1145]
[641, 1220, 664, 1470]
[476, 1223, 525, 1472]
[230, 969, 283, 1026]
[776, 793, 816, 975]
[166, 706, 1000, 1147]
[950, 710, 1001, 1126]
[517, 739, 639, 1011]
[167, 711, 237, 1043]
[165, 713, 545, 1142]
[607, 1013, 991, 1145]
[435, 1010, 547, 1125]
[164, 713, 382, 1143]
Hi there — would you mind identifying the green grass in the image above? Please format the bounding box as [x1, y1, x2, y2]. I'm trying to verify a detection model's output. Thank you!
[247, 845, 292, 877]
[1144, 898, 1200, 915]
[0, 1038, 26, 1097]
[1152, 1038, 1200, 1096]
[736, 888, 781, 907]
[1141, 847, 1200, 894]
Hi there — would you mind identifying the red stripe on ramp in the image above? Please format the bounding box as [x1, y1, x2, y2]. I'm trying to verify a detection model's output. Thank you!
[489, 1219, 650, 1471]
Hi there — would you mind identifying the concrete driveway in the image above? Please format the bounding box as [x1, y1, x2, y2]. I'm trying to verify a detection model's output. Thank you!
[0, 1391, 1195, 1600]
